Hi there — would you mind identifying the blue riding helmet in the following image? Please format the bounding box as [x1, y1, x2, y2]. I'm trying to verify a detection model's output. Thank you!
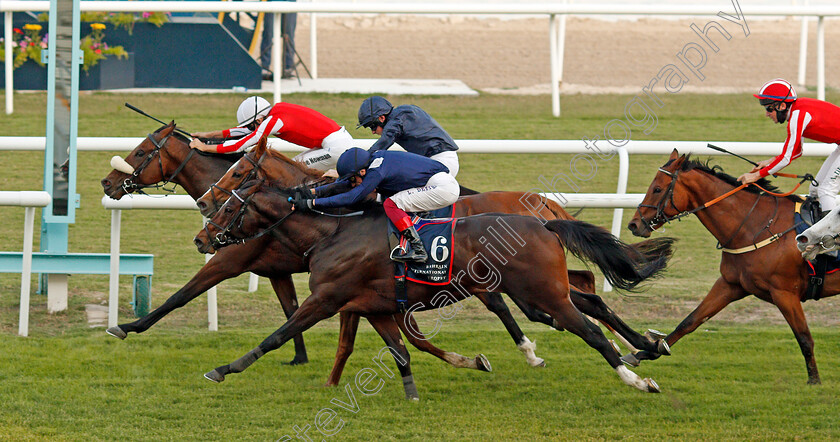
[336, 147, 371, 178]
[357, 96, 393, 129]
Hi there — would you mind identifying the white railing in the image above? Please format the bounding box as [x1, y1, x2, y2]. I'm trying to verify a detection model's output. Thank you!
[0, 191, 51, 337]
[4, 2, 839, 115]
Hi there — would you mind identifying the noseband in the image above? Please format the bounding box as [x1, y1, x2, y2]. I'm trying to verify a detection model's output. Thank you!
[121, 132, 196, 194]
[205, 150, 270, 215]
[205, 183, 296, 249]
[635, 167, 689, 232]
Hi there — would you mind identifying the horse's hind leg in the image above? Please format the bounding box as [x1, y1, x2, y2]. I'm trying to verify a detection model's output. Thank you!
[396, 312, 492, 372]
[269, 275, 308, 365]
[771, 290, 820, 384]
[476, 293, 545, 367]
[542, 295, 660, 393]
[367, 315, 419, 400]
[325, 312, 361, 387]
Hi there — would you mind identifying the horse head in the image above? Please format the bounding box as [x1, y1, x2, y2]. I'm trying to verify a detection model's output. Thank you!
[101, 122, 193, 199]
[196, 136, 326, 217]
[628, 149, 694, 237]
[796, 206, 840, 260]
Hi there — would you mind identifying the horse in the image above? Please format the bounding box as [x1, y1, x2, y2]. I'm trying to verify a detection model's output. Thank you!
[101, 123, 515, 375]
[194, 137, 674, 383]
[193, 179, 670, 396]
[796, 205, 840, 260]
[627, 149, 840, 384]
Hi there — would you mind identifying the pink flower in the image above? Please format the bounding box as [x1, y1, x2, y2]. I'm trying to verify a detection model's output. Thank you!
[19, 41, 28, 48]
[40, 42, 47, 48]
[142, 12, 151, 18]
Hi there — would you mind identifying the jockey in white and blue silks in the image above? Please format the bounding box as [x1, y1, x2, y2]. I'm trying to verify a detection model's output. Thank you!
[357, 96, 461, 177]
[291, 147, 460, 264]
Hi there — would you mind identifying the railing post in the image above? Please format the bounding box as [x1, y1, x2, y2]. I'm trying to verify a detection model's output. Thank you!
[549, 14, 559, 117]
[603, 145, 629, 292]
[18, 206, 36, 336]
[816, 15, 825, 101]
[204, 217, 218, 331]
[108, 209, 121, 328]
[248, 273, 259, 292]
[273, 11, 282, 103]
[309, 10, 318, 79]
[797, 11, 809, 86]
[5, 11, 13, 115]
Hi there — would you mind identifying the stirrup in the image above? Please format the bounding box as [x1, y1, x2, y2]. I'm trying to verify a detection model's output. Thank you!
[390, 245, 427, 264]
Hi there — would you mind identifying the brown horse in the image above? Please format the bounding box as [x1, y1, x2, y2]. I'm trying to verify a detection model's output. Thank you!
[194, 179, 669, 396]
[627, 149, 839, 384]
[195, 139, 673, 384]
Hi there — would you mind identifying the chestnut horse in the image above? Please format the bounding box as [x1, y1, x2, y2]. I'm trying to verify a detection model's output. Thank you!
[194, 179, 669, 396]
[627, 149, 840, 384]
[196, 138, 673, 381]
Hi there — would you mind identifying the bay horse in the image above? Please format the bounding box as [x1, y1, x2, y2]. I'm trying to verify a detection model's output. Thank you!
[627, 149, 840, 384]
[194, 179, 670, 396]
[195, 138, 674, 383]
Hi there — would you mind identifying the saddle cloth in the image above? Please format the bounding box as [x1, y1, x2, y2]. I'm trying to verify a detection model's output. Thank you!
[794, 202, 840, 276]
[388, 204, 456, 285]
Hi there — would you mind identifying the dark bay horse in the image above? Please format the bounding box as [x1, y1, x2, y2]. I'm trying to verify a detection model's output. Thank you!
[194, 180, 670, 396]
[195, 139, 673, 383]
[627, 149, 840, 384]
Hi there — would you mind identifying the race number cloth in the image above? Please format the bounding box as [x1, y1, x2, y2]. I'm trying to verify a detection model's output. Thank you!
[388, 204, 456, 285]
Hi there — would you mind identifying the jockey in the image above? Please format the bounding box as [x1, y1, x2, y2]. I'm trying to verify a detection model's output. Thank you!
[292, 147, 460, 263]
[738, 78, 840, 215]
[190, 96, 354, 175]
[357, 96, 461, 177]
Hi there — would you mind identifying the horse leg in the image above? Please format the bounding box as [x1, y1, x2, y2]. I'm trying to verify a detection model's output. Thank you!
[366, 315, 419, 400]
[395, 312, 492, 372]
[268, 275, 308, 365]
[475, 293, 545, 367]
[628, 277, 746, 365]
[771, 290, 820, 384]
[325, 312, 361, 387]
[542, 295, 660, 393]
[205, 294, 336, 383]
[570, 289, 669, 356]
[107, 255, 242, 338]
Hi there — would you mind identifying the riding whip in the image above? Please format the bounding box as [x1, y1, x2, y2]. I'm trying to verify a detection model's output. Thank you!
[705, 143, 759, 167]
[124, 103, 194, 139]
[706, 143, 817, 185]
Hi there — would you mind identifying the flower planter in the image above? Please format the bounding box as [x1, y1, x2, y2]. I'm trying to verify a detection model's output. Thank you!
[1, 53, 134, 91]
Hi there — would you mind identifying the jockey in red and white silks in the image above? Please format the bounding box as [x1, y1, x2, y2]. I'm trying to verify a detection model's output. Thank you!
[190, 97, 354, 172]
[738, 79, 840, 212]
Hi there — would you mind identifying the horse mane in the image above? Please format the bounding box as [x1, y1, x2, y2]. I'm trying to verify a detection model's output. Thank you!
[263, 149, 326, 179]
[670, 155, 803, 202]
[153, 123, 244, 163]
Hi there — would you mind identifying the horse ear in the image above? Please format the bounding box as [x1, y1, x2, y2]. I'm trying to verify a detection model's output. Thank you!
[669, 149, 679, 160]
[255, 134, 269, 155]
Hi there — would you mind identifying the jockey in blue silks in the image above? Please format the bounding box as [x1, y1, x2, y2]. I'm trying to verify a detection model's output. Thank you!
[291, 147, 460, 264]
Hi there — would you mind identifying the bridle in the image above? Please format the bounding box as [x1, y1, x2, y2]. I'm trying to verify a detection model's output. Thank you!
[635, 166, 692, 233]
[121, 131, 196, 194]
[204, 149, 270, 215]
[205, 181, 296, 249]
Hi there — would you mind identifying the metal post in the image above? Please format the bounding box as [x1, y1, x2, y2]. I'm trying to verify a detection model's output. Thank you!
[603, 145, 629, 292]
[248, 273, 259, 292]
[309, 12, 318, 79]
[817, 15, 825, 101]
[549, 14, 559, 117]
[18, 207, 36, 336]
[273, 12, 282, 103]
[4, 12, 12, 115]
[797, 13, 809, 86]
[557, 4, 567, 87]
[206, 252, 218, 331]
[108, 209, 121, 327]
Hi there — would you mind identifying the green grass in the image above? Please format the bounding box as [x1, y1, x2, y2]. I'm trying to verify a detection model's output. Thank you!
[2, 91, 840, 439]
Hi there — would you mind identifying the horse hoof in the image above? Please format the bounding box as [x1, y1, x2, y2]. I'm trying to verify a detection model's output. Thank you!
[645, 329, 666, 341]
[282, 356, 309, 366]
[644, 378, 661, 393]
[105, 326, 127, 340]
[530, 358, 546, 368]
[204, 370, 225, 383]
[407, 396, 420, 401]
[621, 353, 641, 367]
[657, 340, 671, 356]
[807, 377, 821, 385]
[476, 354, 493, 372]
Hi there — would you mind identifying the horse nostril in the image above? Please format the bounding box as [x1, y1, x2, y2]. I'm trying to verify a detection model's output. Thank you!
[796, 235, 809, 244]
[101, 178, 111, 188]
[197, 201, 206, 210]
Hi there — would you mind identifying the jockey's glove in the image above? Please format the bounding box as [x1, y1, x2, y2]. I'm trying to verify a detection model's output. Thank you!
[289, 195, 314, 212]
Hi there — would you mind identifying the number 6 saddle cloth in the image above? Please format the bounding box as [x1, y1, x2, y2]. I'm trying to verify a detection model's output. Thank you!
[387, 204, 456, 285]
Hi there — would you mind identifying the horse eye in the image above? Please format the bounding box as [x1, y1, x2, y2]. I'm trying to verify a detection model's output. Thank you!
[653, 187, 662, 194]
[232, 172, 242, 178]
[134, 150, 145, 157]
[224, 207, 232, 214]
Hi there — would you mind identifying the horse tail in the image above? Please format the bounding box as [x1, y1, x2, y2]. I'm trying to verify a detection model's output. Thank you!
[544, 220, 671, 292]
[542, 198, 578, 221]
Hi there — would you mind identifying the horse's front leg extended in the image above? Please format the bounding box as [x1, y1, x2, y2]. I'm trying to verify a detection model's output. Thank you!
[771, 289, 820, 384]
[325, 311, 361, 386]
[269, 275, 308, 365]
[366, 315, 419, 400]
[395, 312, 492, 372]
[107, 253, 245, 338]
[205, 294, 337, 383]
[475, 293, 545, 367]
[627, 277, 746, 365]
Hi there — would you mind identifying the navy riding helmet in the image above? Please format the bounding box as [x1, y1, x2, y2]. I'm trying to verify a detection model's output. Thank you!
[336, 147, 371, 178]
[357, 96, 393, 129]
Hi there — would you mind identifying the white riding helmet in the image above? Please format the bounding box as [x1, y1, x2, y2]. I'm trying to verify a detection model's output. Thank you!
[236, 96, 271, 128]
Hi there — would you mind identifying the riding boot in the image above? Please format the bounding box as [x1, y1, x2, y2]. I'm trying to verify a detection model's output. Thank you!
[391, 226, 427, 264]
